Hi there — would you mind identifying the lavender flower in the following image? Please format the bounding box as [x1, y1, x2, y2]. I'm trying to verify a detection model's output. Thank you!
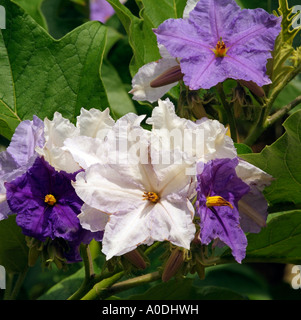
[0, 116, 44, 220]
[90, 0, 127, 23]
[196, 158, 250, 263]
[154, 0, 281, 90]
[5, 157, 101, 262]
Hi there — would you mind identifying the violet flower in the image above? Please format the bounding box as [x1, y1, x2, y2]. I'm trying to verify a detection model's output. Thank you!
[154, 0, 281, 90]
[90, 0, 127, 23]
[0, 116, 44, 220]
[196, 158, 250, 263]
[5, 157, 101, 262]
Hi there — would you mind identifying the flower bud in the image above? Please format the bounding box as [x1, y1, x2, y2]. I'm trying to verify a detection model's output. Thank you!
[124, 249, 147, 270]
[150, 65, 183, 88]
[162, 248, 185, 282]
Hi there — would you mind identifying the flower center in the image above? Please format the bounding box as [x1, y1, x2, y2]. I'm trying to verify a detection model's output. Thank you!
[213, 38, 228, 58]
[44, 194, 57, 206]
[206, 196, 233, 209]
[143, 191, 160, 203]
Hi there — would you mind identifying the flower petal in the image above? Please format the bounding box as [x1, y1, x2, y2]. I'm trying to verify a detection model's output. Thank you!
[78, 203, 109, 233]
[73, 164, 145, 214]
[199, 205, 247, 263]
[7, 116, 44, 167]
[102, 202, 153, 260]
[149, 199, 195, 249]
[188, 0, 241, 44]
[130, 57, 178, 103]
[76, 108, 114, 139]
[154, 18, 211, 59]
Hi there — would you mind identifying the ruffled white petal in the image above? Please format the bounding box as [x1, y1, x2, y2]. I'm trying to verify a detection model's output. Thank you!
[236, 159, 273, 191]
[102, 202, 153, 260]
[73, 163, 145, 214]
[76, 107, 114, 139]
[78, 203, 109, 232]
[149, 199, 195, 249]
[36, 112, 80, 172]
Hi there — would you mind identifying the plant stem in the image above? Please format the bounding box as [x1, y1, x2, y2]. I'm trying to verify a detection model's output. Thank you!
[244, 95, 301, 146]
[80, 271, 125, 300]
[216, 84, 238, 142]
[267, 95, 301, 126]
[81, 244, 94, 279]
[103, 271, 161, 299]
[5, 267, 28, 300]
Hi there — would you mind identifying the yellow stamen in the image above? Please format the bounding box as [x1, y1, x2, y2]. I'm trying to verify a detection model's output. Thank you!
[44, 194, 57, 206]
[143, 191, 160, 204]
[213, 38, 228, 58]
[206, 196, 233, 209]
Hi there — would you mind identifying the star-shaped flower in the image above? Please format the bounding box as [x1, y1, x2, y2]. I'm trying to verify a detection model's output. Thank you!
[196, 157, 250, 263]
[154, 0, 281, 90]
[5, 157, 101, 261]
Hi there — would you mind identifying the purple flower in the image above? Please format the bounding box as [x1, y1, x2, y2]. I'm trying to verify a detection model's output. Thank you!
[90, 0, 127, 23]
[0, 116, 45, 220]
[196, 158, 250, 263]
[5, 157, 101, 262]
[154, 0, 281, 90]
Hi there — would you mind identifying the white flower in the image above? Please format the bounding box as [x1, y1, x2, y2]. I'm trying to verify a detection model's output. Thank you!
[73, 147, 196, 260]
[36, 108, 114, 172]
[146, 98, 237, 163]
[129, 45, 179, 103]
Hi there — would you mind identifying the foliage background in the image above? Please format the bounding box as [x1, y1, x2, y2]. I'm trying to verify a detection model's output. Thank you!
[0, 0, 301, 300]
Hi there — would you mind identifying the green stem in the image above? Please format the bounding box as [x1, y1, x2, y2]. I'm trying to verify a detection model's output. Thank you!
[216, 84, 237, 142]
[6, 267, 28, 300]
[103, 271, 161, 299]
[244, 95, 301, 146]
[81, 271, 125, 300]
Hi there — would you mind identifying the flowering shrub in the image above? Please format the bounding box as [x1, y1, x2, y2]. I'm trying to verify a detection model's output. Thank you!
[0, 0, 301, 301]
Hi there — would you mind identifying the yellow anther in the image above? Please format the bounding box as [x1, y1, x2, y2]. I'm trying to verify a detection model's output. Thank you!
[142, 192, 160, 204]
[206, 196, 233, 209]
[213, 38, 228, 58]
[44, 194, 57, 206]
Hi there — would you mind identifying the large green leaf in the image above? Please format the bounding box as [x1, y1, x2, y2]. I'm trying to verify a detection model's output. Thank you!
[13, 0, 47, 29]
[241, 110, 301, 205]
[125, 278, 245, 300]
[0, 0, 110, 140]
[0, 215, 28, 273]
[221, 210, 301, 264]
[106, 0, 161, 76]
[247, 210, 301, 264]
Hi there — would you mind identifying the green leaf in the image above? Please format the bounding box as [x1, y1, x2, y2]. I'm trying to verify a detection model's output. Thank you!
[125, 278, 245, 300]
[41, 0, 89, 40]
[38, 267, 85, 300]
[13, 0, 47, 29]
[135, 0, 186, 27]
[0, 0, 110, 140]
[0, 215, 29, 273]
[101, 60, 137, 118]
[107, 0, 161, 76]
[244, 210, 301, 264]
[241, 110, 301, 205]
[235, 143, 253, 155]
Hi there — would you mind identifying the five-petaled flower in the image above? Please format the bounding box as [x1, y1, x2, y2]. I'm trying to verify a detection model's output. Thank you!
[154, 0, 281, 90]
[5, 157, 102, 262]
[196, 157, 251, 263]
